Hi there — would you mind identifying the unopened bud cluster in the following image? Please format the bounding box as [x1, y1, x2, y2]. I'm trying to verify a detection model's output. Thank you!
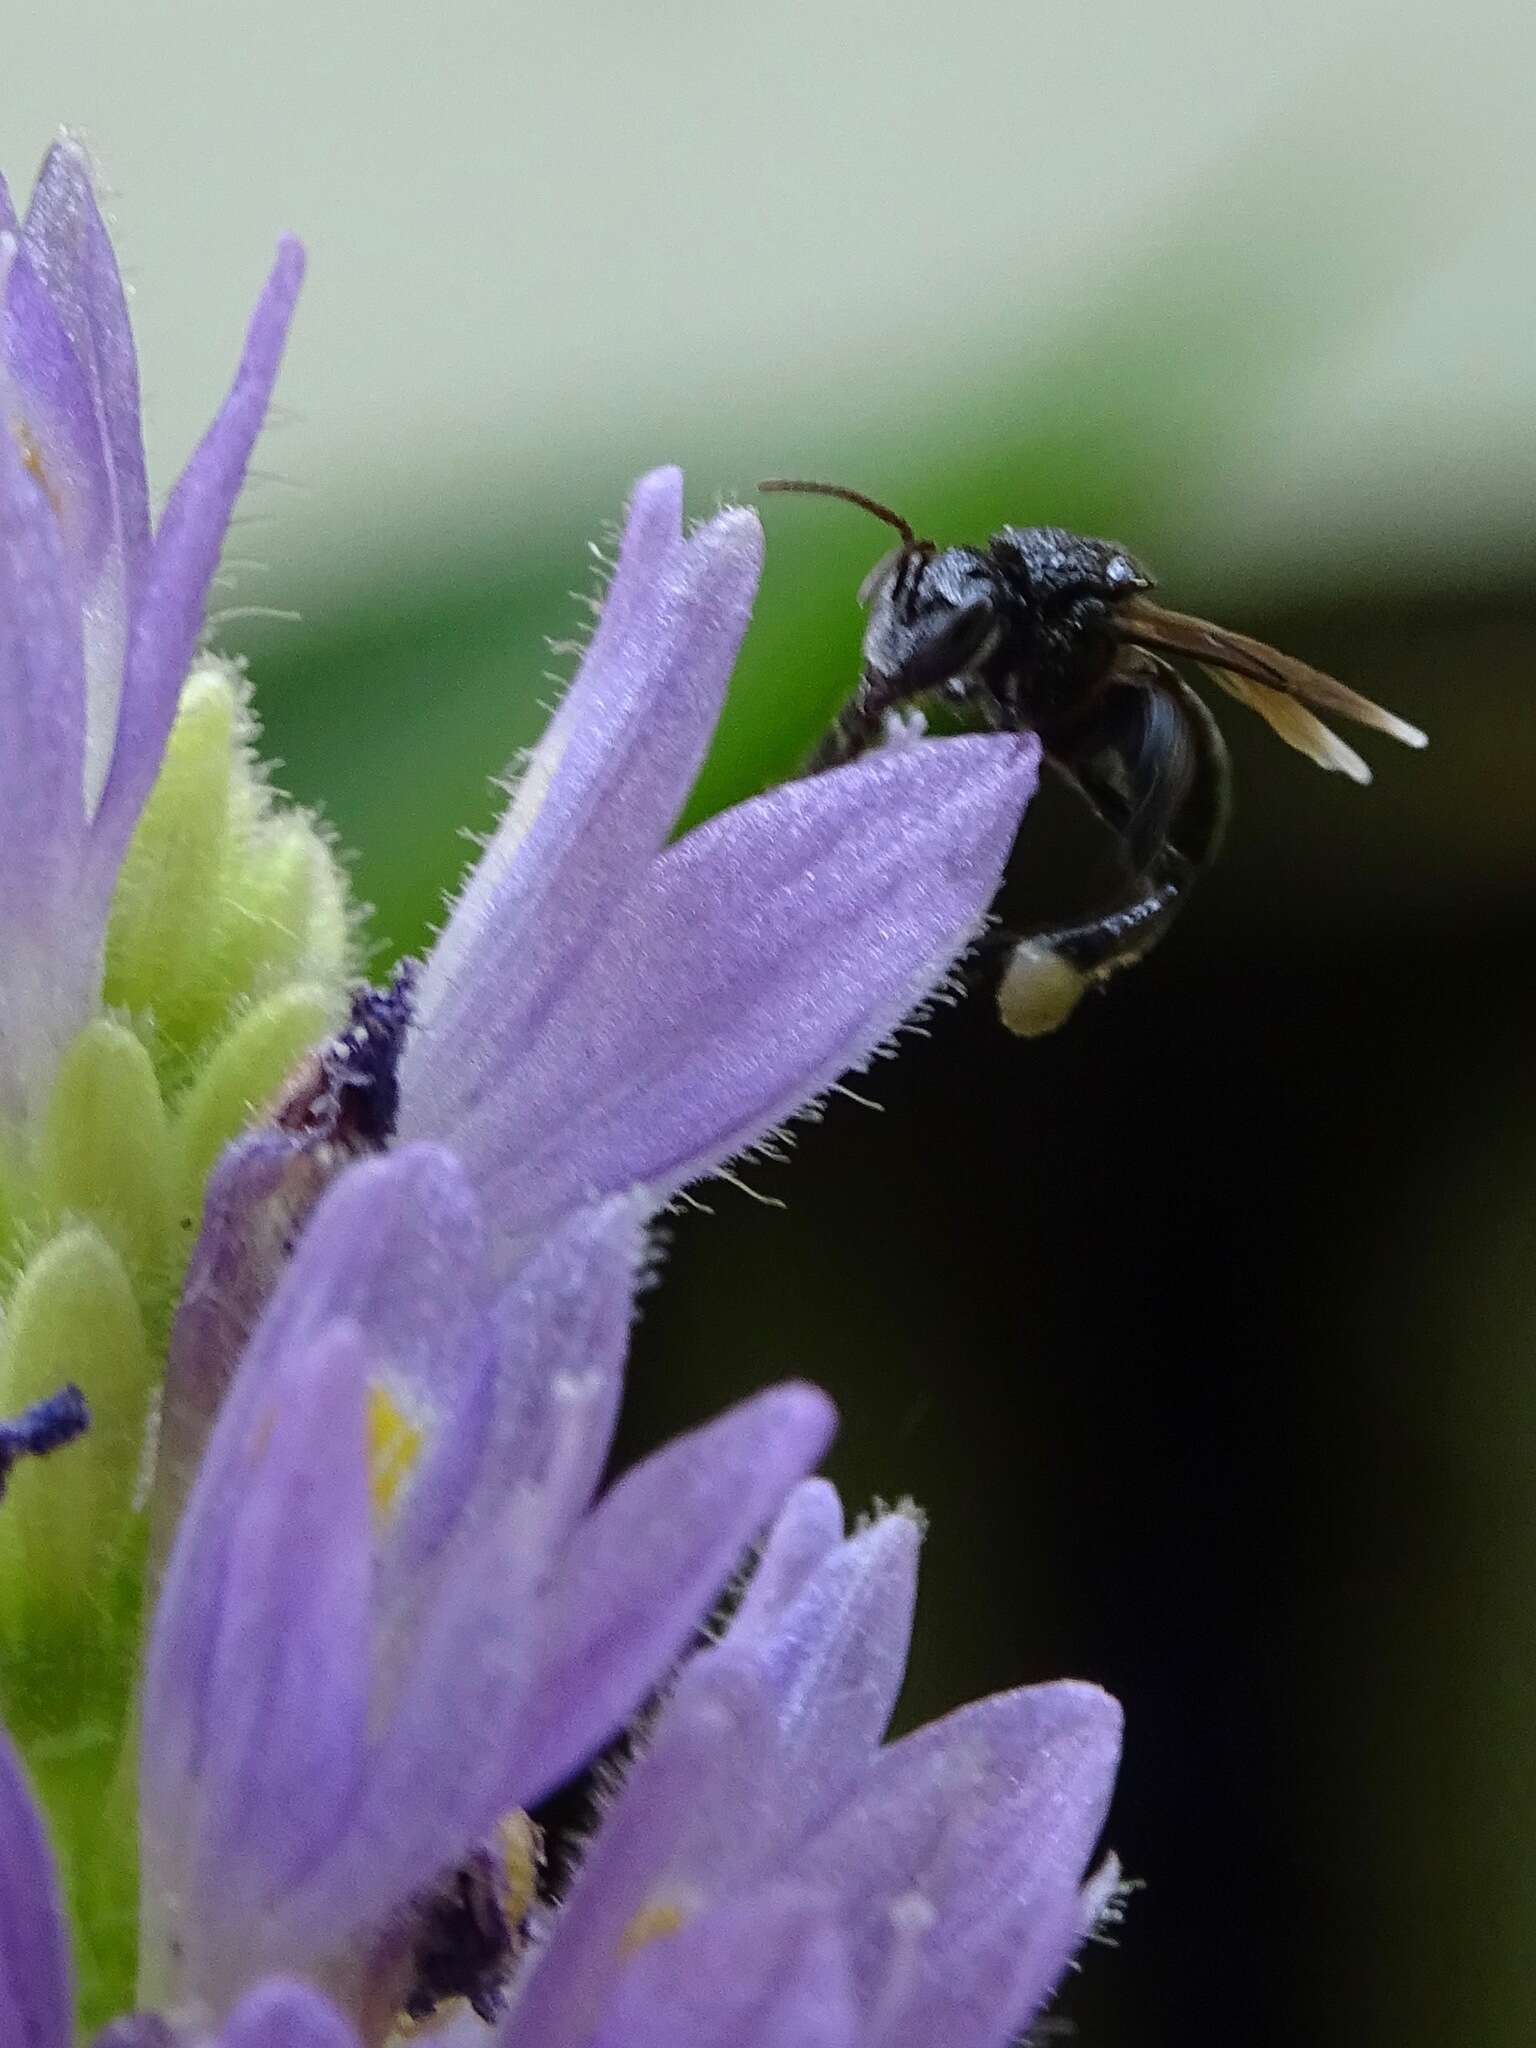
[0, 662, 350, 1988]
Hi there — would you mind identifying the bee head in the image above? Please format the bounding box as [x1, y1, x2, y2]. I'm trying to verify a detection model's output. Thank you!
[859, 543, 1002, 694]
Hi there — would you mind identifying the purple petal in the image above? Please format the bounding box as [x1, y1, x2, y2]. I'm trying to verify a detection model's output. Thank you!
[507, 1382, 837, 1808]
[150, 1151, 657, 1985]
[0, 1727, 71, 2048]
[89, 238, 303, 882]
[304, 1203, 647, 1917]
[8, 146, 150, 806]
[1, 241, 121, 631]
[272, 1504, 542, 1954]
[868, 1881, 1085, 2048]
[20, 140, 151, 586]
[202, 1146, 630, 1611]
[141, 1322, 372, 2007]
[866, 1680, 1123, 1891]
[728, 1477, 845, 1639]
[795, 1681, 1122, 2030]
[397, 1194, 645, 1595]
[229, 1144, 487, 1417]
[728, 1508, 920, 1834]
[503, 1656, 785, 2048]
[0, 418, 90, 1092]
[276, 1464, 549, 1951]
[165, 1141, 488, 1666]
[439, 731, 1038, 1245]
[90, 2021, 181, 2048]
[154, 1139, 487, 1580]
[153, 1130, 304, 1556]
[403, 472, 761, 1134]
[216, 1980, 362, 2048]
[589, 1893, 858, 2048]
[254, 1203, 643, 1953]
[0, 175, 16, 236]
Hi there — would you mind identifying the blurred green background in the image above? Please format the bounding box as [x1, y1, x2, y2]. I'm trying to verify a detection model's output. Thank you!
[7, 5, 1535, 2044]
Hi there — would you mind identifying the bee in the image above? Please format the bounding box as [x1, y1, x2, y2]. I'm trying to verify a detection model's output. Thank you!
[761, 480, 1427, 1035]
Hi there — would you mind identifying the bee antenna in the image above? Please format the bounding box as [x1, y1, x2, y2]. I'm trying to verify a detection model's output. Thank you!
[759, 478, 918, 549]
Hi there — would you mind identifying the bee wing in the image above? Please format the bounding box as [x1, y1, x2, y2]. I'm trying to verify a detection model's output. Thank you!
[1061, 667, 1199, 862]
[1117, 602, 1428, 769]
[1199, 665, 1373, 784]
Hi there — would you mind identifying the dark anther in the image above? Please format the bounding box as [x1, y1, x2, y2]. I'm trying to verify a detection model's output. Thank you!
[402, 1843, 521, 2027]
[326, 959, 419, 1148]
[276, 959, 418, 1154]
[0, 1384, 90, 1501]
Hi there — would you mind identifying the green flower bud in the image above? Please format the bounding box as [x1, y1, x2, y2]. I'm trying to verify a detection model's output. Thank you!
[0, 659, 357, 1998]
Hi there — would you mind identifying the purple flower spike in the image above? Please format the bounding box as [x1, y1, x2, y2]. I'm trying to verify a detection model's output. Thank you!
[0, 1730, 70, 2048]
[0, 143, 302, 1119]
[397, 467, 1039, 1247]
[502, 1484, 1121, 2048]
[139, 1144, 834, 2023]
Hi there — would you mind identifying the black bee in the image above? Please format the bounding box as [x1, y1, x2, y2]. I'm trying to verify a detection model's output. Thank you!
[761, 480, 1427, 1035]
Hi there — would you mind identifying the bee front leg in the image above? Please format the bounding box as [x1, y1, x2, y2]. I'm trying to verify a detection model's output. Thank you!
[806, 665, 928, 771]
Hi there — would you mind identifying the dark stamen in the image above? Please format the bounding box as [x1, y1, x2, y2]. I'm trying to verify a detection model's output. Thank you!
[0, 1384, 90, 1501]
[276, 959, 418, 1153]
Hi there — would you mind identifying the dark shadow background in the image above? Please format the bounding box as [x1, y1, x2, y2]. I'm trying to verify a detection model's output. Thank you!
[619, 591, 1536, 2048]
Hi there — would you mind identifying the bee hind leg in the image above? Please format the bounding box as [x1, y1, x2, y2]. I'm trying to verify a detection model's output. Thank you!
[981, 869, 1191, 1038]
[984, 667, 1229, 1037]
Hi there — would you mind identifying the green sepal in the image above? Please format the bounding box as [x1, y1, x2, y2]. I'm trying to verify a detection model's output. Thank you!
[0, 651, 358, 2030]
[173, 982, 336, 1203]
[103, 663, 236, 1041]
[37, 1020, 175, 1283]
[102, 660, 353, 1087]
[0, 1225, 149, 1663]
[207, 812, 350, 1006]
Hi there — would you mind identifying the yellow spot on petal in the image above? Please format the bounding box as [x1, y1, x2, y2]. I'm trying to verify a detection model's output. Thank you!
[618, 1893, 694, 1960]
[367, 1381, 424, 1529]
[11, 420, 64, 522]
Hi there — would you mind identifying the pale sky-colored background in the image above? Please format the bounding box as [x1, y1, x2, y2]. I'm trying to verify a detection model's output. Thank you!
[2, 0, 1532, 617]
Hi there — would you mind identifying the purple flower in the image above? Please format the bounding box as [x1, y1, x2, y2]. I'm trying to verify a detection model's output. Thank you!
[394, 464, 1039, 1251]
[137, 1145, 833, 2028]
[0, 145, 1118, 2048]
[499, 1480, 1122, 2048]
[0, 139, 301, 1124]
[160, 466, 1039, 1492]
